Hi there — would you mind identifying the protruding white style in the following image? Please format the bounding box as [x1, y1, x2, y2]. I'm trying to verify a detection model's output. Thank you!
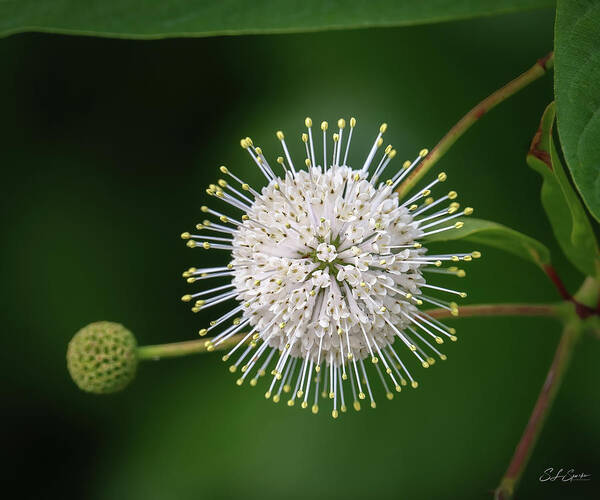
[181, 117, 479, 417]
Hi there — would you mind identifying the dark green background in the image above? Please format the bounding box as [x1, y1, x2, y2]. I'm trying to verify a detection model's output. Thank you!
[2, 6, 598, 499]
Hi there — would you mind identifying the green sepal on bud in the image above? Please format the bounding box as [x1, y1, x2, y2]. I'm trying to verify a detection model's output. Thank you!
[67, 321, 138, 394]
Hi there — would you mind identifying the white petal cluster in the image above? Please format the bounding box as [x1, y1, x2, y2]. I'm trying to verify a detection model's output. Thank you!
[232, 166, 425, 367]
[181, 117, 478, 417]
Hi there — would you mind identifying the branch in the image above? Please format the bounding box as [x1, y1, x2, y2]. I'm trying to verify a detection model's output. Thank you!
[428, 303, 558, 320]
[396, 52, 554, 198]
[137, 303, 559, 361]
[494, 321, 581, 499]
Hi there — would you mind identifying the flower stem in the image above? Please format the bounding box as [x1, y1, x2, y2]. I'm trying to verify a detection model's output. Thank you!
[136, 303, 559, 361]
[494, 320, 581, 499]
[396, 52, 554, 198]
[428, 303, 559, 320]
[137, 333, 247, 360]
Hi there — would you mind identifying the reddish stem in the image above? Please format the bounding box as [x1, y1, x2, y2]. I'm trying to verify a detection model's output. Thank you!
[543, 265, 596, 318]
[494, 322, 579, 499]
[543, 265, 572, 301]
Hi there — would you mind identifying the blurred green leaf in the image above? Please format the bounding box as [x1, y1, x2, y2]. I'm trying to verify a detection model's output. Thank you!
[527, 102, 599, 277]
[424, 217, 551, 269]
[0, 0, 554, 39]
[555, 0, 600, 222]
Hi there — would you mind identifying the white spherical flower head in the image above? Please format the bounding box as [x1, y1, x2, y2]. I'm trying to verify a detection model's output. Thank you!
[181, 117, 479, 418]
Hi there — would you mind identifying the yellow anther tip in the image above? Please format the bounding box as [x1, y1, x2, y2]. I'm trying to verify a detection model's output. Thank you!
[411, 381, 419, 389]
[419, 148, 429, 157]
[464, 207, 474, 215]
[276, 131, 284, 140]
[337, 118, 346, 129]
[181, 294, 192, 302]
[359, 392, 366, 400]
[379, 123, 388, 133]
[438, 172, 447, 182]
[350, 117, 356, 127]
[370, 401, 377, 409]
[305, 117, 312, 127]
[332, 410, 339, 419]
[386, 392, 394, 400]
[180, 232, 190, 240]
[448, 191, 458, 199]
[311, 405, 319, 414]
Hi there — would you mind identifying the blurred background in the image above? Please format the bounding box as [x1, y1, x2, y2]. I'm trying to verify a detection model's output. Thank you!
[2, 5, 599, 499]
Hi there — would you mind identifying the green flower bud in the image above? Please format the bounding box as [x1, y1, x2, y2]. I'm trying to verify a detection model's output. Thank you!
[67, 321, 138, 394]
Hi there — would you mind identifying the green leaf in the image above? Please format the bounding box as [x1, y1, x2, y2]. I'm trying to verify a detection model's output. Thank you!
[527, 102, 599, 277]
[423, 217, 551, 270]
[0, 0, 555, 39]
[555, 0, 600, 222]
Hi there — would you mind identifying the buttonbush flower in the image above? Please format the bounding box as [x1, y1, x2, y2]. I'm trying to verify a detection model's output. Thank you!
[181, 118, 478, 417]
